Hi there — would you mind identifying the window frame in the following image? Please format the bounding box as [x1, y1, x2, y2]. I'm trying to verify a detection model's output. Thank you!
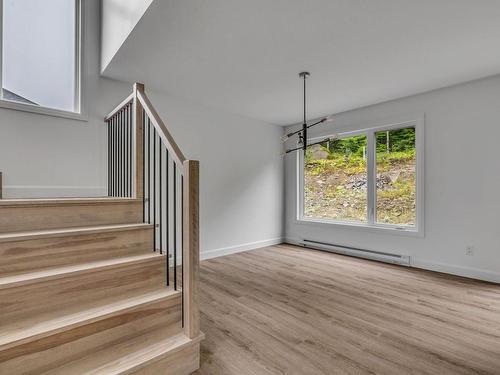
[0, 0, 85, 121]
[297, 115, 424, 236]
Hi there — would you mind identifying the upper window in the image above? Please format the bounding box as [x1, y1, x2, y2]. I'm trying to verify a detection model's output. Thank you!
[301, 119, 423, 233]
[1, 0, 80, 114]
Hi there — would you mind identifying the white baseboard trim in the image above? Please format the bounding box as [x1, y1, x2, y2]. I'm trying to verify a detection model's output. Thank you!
[201, 237, 284, 261]
[411, 258, 500, 284]
[3, 185, 107, 198]
[285, 238, 499, 284]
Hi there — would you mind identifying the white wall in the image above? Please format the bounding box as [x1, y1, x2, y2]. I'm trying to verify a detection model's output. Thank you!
[0, 0, 130, 198]
[145, 89, 284, 258]
[101, 0, 154, 72]
[0, 0, 284, 258]
[285, 75, 500, 283]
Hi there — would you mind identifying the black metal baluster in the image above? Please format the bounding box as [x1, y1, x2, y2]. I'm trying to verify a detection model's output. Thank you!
[123, 107, 127, 198]
[147, 118, 151, 223]
[129, 104, 133, 197]
[107, 120, 110, 196]
[116, 112, 120, 197]
[142, 109, 146, 221]
[126, 105, 130, 197]
[114, 116, 118, 197]
[124, 104, 130, 197]
[153, 129, 157, 252]
[124, 106, 127, 197]
[118, 110, 123, 197]
[121, 110, 124, 197]
[112, 117, 116, 196]
[181, 173, 184, 325]
[122, 110, 126, 197]
[117, 115, 120, 196]
[126, 105, 129, 197]
[110, 118, 113, 196]
[166, 150, 170, 286]
[128, 104, 131, 197]
[173, 162, 177, 291]
[159, 141, 163, 255]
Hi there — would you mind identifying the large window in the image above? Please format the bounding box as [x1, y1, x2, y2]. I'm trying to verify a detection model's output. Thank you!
[301, 119, 423, 233]
[1, 0, 80, 115]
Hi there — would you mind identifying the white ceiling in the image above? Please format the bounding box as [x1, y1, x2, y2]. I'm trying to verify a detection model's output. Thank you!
[103, 0, 500, 125]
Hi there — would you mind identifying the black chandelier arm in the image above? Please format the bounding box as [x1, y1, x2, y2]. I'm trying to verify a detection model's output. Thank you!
[284, 118, 327, 140]
[285, 136, 334, 154]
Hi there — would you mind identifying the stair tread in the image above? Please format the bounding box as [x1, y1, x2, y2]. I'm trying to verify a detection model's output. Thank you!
[0, 253, 162, 289]
[0, 223, 153, 242]
[0, 197, 141, 207]
[45, 332, 204, 375]
[0, 289, 181, 349]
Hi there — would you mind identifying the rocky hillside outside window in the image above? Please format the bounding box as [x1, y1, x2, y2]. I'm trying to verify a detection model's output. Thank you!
[300, 120, 422, 233]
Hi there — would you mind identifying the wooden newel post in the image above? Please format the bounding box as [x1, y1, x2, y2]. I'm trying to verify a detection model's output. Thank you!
[182, 160, 200, 339]
[133, 83, 145, 199]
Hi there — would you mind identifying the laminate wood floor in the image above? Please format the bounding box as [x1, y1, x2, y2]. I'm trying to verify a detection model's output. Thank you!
[193, 244, 500, 375]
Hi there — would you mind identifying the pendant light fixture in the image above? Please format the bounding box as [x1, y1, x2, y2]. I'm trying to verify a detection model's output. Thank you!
[283, 72, 335, 155]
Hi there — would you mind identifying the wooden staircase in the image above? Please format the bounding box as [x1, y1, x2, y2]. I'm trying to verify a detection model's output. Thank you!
[0, 85, 203, 374]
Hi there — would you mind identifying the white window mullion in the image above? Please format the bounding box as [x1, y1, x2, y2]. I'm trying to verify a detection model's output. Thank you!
[366, 130, 376, 224]
[297, 149, 305, 221]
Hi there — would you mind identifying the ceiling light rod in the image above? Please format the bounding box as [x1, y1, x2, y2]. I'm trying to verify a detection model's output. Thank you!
[300, 71, 309, 153]
[283, 72, 332, 154]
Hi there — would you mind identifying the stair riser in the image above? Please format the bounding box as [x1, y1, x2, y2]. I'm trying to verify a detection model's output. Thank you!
[130, 343, 200, 375]
[0, 258, 167, 325]
[0, 227, 154, 276]
[0, 295, 182, 374]
[0, 200, 143, 233]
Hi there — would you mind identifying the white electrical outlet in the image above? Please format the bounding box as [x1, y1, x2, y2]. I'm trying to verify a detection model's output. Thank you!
[466, 246, 475, 256]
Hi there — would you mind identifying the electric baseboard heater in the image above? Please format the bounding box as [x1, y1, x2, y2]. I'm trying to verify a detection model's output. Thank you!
[301, 239, 410, 266]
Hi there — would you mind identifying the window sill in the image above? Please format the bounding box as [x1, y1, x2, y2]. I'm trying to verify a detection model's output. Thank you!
[295, 217, 424, 237]
[0, 99, 88, 122]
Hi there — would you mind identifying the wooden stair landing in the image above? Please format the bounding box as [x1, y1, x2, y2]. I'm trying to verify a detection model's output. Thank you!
[42, 332, 204, 375]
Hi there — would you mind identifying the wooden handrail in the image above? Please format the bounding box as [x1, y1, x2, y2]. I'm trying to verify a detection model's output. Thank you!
[136, 89, 186, 166]
[104, 83, 186, 169]
[104, 92, 134, 122]
[104, 82, 200, 342]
